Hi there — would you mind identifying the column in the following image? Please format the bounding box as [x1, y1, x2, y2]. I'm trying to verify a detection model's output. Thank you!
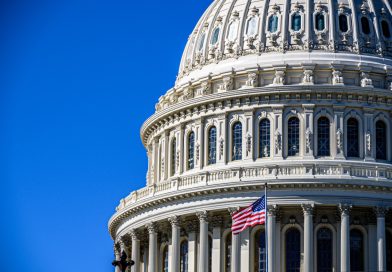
[146, 222, 158, 272]
[211, 217, 223, 272]
[169, 216, 181, 272]
[229, 208, 240, 272]
[267, 205, 278, 272]
[130, 229, 140, 272]
[272, 106, 283, 159]
[114, 244, 121, 272]
[302, 204, 314, 272]
[375, 207, 388, 272]
[196, 211, 209, 272]
[339, 204, 352, 272]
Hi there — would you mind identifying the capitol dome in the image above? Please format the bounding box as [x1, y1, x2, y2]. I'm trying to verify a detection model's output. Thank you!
[110, 1, 392, 272]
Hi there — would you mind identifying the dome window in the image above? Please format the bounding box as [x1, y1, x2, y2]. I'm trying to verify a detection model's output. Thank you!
[246, 17, 258, 36]
[197, 33, 206, 52]
[268, 15, 279, 33]
[382, 20, 391, 38]
[291, 13, 302, 31]
[285, 228, 301, 271]
[259, 119, 270, 158]
[361, 17, 371, 35]
[376, 120, 387, 160]
[317, 228, 333, 272]
[180, 240, 188, 272]
[227, 21, 239, 42]
[187, 132, 195, 170]
[232, 122, 242, 161]
[347, 118, 359, 158]
[211, 27, 220, 45]
[315, 13, 325, 31]
[339, 14, 349, 33]
[350, 229, 364, 271]
[170, 138, 176, 176]
[288, 117, 300, 157]
[317, 117, 330, 157]
[208, 126, 217, 165]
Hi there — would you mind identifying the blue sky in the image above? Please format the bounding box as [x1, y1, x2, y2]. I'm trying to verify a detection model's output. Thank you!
[0, 1, 210, 271]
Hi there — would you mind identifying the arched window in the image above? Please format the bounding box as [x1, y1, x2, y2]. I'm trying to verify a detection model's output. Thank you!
[350, 229, 364, 271]
[225, 233, 232, 272]
[254, 229, 266, 272]
[247, 17, 258, 36]
[376, 120, 387, 160]
[339, 14, 349, 32]
[317, 117, 330, 157]
[198, 33, 206, 52]
[315, 13, 325, 31]
[259, 119, 270, 158]
[387, 231, 392, 271]
[171, 138, 177, 176]
[188, 132, 195, 169]
[228, 21, 238, 41]
[211, 27, 220, 45]
[285, 228, 301, 272]
[268, 15, 279, 33]
[162, 245, 169, 272]
[208, 126, 217, 165]
[288, 117, 300, 157]
[382, 20, 391, 38]
[180, 240, 188, 272]
[347, 118, 359, 158]
[292, 13, 302, 31]
[361, 17, 371, 35]
[317, 228, 333, 272]
[232, 122, 242, 161]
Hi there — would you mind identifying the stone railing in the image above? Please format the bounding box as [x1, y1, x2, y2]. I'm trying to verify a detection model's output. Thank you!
[116, 161, 392, 211]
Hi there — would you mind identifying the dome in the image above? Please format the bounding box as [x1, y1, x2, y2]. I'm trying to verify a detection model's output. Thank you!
[109, 1, 392, 272]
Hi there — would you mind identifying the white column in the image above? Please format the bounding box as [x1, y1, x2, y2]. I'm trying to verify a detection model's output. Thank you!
[169, 216, 181, 272]
[376, 207, 387, 272]
[188, 230, 198, 272]
[211, 218, 222, 272]
[146, 222, 158, 272]
[114, 246, 121, 272]
[302, 204, 314, 272]
[240, 228, 250, 271]
[339, 204, 352, 272]
[196, 211, 209, 272]
[130, 230, 140, 272]
[267, 205, 278, 272]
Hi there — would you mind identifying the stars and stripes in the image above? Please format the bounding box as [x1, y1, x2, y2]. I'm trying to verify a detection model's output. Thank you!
[231, 196, 266, 235]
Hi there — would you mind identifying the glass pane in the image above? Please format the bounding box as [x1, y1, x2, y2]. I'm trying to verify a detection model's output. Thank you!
[188, 132, 195, 169]
[268, 15, 279, 33]
[292, 13, 301, 31]
[315, 13, 325, 31]
[376, 121, 387, 160]
[317, 228, 333, 272]
[208, 127, 217, 165]
[361, 17, 371, 35]
[228, 21, 238, 41]
[180, 241, 188, 272]
[288, 117, 300, 156]
[259, 119, 270, 158]
[382, 20, 391, 38]
[286, 228, 301, 272]
[350, 229, 364, 271]
[232, 122, 242, 161]
[211, 28, 220, 45]
[247, 17, 258, 36]
[339, 14, 348, 32]
[254, 230, 266, 272]
[317, 117, 330, 157]
[163, 247, 169, 272]
[347, 118, 359, 158]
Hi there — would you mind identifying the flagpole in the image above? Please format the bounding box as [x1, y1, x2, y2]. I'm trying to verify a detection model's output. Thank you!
[264, 182, 268, 272]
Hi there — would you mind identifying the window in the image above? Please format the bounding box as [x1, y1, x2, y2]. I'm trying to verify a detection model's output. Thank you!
[162, 245, 169, 272]
[225, 233, 232, 272]
[259, 119, 270, 158]
[317, 228, 333, 272]
[285, 228, 301, 272]
[188, 132, 195, 169]
[317, 117, 330, 157]
[208, 126, 217, 165]
[171, 138, 177, 176]
[361, 17, 371, 35]
[228, 21, 238, 41]
[376, 120, 387, 160]
[387, 231, 392, 272]
[180, 240, 188, 272]
[211, 27, 220, 45]
[315, 13, 325, 31]
[232, 122, 242, 161]
[382, 20, 391, 38]
[339, 14, 349, 32]
[292, 13, 302, 31]
[268, 15, 279, 33]
[288, 117, 300, 157]
[350, 229, 364, 271]
[198, 33, 206, 52]
[347, 118, 359, 158]
[254, 229, 266, 272]
[246, 17, 258, 36]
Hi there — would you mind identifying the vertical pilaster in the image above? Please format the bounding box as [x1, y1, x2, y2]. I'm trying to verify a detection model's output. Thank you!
[302, 204, 314, 272]
[303, 104, 315, 158]
[178, 125, 184, 174]
[339, 204, 352, 272]
[268, 205, 278, 272]
[333, 107, 345, 159]
[146, 222, 158, 272]
[130, 230, 140, 272]
[244, 110, 255, 161]
[364, 110, 374, 161]
[163, 130, 169, 180]
[217, 114, 227, 165]
[375, 207, 388, 272]
[272, 106, 284, 159]
[152, 138, 159, 184]
[169, 216, 181, 272]
[196, 211, 209, 272]
[195, 119, 203, 170]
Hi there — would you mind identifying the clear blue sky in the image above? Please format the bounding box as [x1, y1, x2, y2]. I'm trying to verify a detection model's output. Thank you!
[0, 1, 210, 271]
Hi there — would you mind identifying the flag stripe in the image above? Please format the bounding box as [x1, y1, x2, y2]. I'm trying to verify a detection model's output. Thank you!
[231, 196, 266, 235]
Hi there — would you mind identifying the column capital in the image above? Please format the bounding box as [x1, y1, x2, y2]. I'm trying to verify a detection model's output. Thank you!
[228, 207, 239, 216]
[267, 205, 279, 216]
[302, 203, 314, 216]
[145, 222, 158, 234]
[339, 203, 352, 216]
[196, 211, 209, 222]
[374, 206, 388, 218]
[129, 229, 140, 241]
[168, 215, 181, 227]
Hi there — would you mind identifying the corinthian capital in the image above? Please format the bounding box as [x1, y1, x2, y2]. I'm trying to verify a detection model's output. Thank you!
[145, 222, 157, 234]
[129, 229, 139, 240]
[339, 203, 352, 216]
[196, 211, 208, 222]
[301, 204, 314, 216]
[267, 205, 279, 216]
[168, 215, 181, 227]
[374, 206, 388, 218]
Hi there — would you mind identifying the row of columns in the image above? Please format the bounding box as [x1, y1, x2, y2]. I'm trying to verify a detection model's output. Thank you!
[121, 204, 389, 272]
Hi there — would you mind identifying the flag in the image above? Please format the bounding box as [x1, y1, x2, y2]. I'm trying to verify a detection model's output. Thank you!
[231, 196, 266, 235]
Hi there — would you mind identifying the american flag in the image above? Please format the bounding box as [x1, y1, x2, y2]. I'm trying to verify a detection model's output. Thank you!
[231, 196, 266, 235]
